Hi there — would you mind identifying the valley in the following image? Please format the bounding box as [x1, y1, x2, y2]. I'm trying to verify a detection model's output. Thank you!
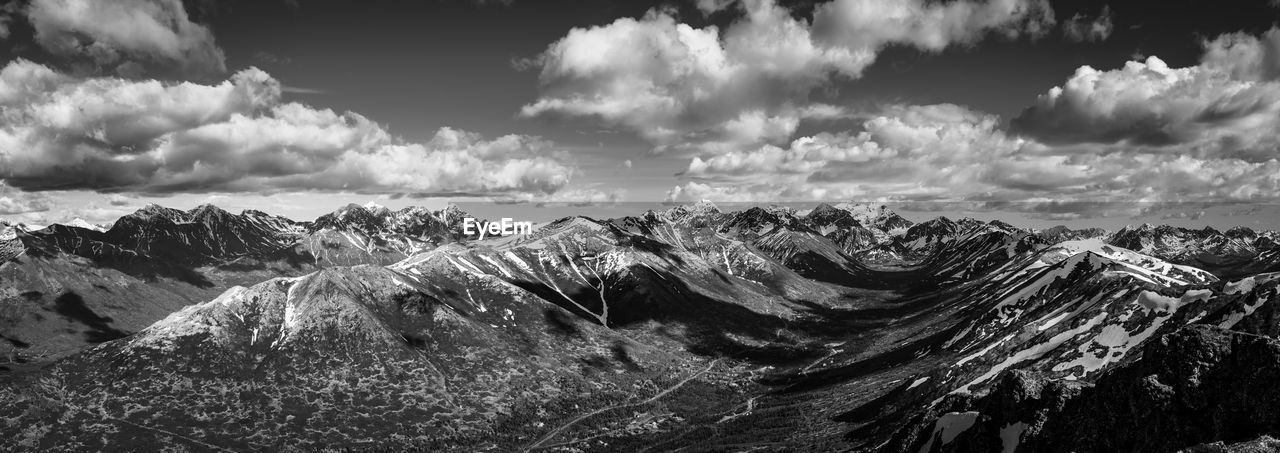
[2, 201, 1279, 452]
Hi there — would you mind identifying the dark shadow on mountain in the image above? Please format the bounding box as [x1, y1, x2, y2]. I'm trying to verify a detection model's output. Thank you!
[834, 377, 918, 424]
[763, 322, 964, 393]
[611, 341, 643, 372]
[786, 298, 895, 332]
[267, 245, 318, 269]
[544, 309, 584, 339]
[578, 354, 614, 373]
[53, 292, 130, 343]
[103, 259, 215, 288]
[19, 232, 217, 287]
[789, 289, 965, 331]
[216, 260, 268, 272]
[393, 290, 436, 315]
[401, 333, 428, 349]
[509, 263, 828, 367]
[786, 250, 902, 291]
[2, 335, 30, 349]
[615, 233, 685, 267]
[685, 330, 826, 365]
[508, 280, 601, 323]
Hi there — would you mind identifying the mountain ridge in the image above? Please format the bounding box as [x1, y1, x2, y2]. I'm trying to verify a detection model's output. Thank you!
[5, 201, 1280, 451]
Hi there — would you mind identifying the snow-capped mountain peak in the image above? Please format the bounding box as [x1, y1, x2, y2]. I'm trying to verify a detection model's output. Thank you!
[662, 199, 722, 220]
[1027, 238, 1218, 286]
[61, 218, 107, 232]
[831, 202, 913, 232]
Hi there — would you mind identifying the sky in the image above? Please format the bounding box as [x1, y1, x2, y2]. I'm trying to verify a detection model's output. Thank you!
[1, 0, 1280, 229]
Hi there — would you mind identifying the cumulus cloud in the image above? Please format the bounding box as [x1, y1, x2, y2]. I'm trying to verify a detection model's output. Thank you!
[25, 0, 226, 75]
[522, 0, 1053, 153]
[659, 26, 1280, 216]
[0, 60, 577, 196]
[1012, 26, 1280, 161]
[1062, 5, 1113, 42]
[1200, 27, 1280, 81]
[670, 103, 1038, 202]
[667, 101, 1280, 216]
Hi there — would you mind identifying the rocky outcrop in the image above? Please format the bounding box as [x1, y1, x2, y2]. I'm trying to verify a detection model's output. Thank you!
[915, 326, 1280, 452]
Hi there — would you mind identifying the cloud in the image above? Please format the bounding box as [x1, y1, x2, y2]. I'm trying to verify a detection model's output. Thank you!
[0, 60, 578, 196]
[488, 186, 624, 206]
[25, 0, 226, 76]
[107, 194, 134, 206]
[522, 0, 1053, 153]
[0, 2, 20, 40]
[1011, 27, 1280, 160]
[667, 101, 1280, 215]
[694, 0, 738, 14]
[1160, 209, 1205, 220]
[670, 103, 1038, 201]
[537, 187, 626, 206]
[1200, 27, 1280, 81]
[667, 181, 783, 203]
[1062, 5, 1113, 42]
[660, 27, 1280, 217]
[56, 201, 136, 224]
[0, 183, 52, 215]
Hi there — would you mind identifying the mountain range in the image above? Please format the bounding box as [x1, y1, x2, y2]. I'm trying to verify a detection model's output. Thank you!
[3, 201, 1280, 451]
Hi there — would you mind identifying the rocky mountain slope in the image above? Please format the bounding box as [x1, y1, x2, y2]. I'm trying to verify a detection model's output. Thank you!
[1107, 224, 1280, 278]
[4, 201, 1280, 451]
[0, 203, 472, 363]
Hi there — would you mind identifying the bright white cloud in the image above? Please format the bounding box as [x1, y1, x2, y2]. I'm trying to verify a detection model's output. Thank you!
[1200, 27, 1280, 81]
[523, 0, 1054, 153]
[0, 60, 577, 196]
[25, 0, 226, 75]
[1012, 27, 1280, 162]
